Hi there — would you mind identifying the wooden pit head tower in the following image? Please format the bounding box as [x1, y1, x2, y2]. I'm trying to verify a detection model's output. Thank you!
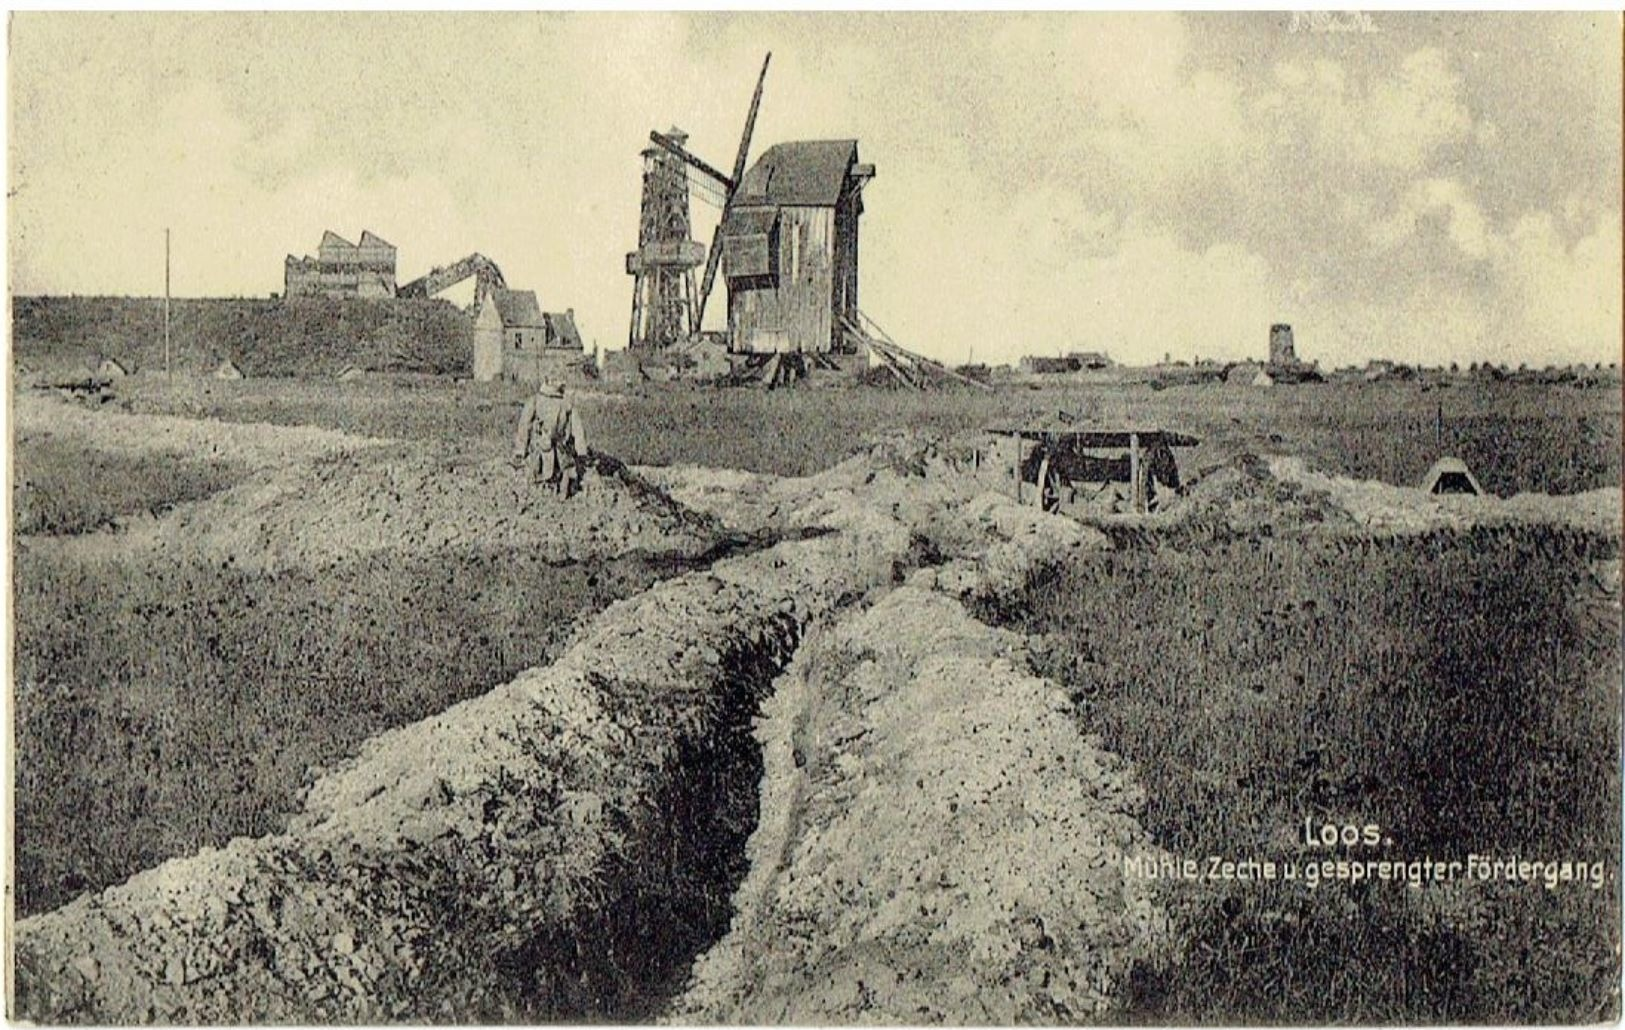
[625, 129, 706, 349]
[630, 55, 772, 349]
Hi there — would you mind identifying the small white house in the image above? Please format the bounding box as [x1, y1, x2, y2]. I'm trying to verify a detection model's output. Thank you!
[472, 289, 546, 383]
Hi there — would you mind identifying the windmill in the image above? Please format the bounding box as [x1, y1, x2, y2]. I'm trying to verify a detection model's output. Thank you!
[646, 52, 771, 339]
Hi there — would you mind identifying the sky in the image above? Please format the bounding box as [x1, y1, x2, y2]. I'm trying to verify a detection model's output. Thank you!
[7, 12, 1622, 367]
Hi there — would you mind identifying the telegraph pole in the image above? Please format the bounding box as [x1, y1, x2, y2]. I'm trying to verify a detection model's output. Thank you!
[164, 228, 172, 379]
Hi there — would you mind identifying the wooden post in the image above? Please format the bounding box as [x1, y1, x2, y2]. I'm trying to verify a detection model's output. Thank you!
[164, 228, 171, 379]
[1012, 436, 1021, 504]
[1129, 433, 1142, 513]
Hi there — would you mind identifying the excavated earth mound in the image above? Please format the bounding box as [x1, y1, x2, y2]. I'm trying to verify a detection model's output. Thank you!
[17, 390, 729, 569]
[147, 448, 726, 569]
[1128, 452, 1620, 540]
[1267, 456, 1622, 535]
[676, 586, 1170, 1024]
[12, 433, 1153, 1023]
[21, 444, 727, 571]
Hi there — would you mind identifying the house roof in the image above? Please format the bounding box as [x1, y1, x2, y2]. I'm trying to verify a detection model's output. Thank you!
[320, 230, 356, 250]
[358, 230, 394, 251]
[736, 140, 860, 208]
[489, 289, 544, 328]
[544, 311, 583, 349]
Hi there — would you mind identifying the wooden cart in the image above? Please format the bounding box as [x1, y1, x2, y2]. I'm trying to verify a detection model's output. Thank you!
[987, 421, 1200, 514]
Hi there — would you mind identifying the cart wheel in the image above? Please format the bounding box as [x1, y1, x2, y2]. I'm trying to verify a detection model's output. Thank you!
[1036, 454, 1063, 513]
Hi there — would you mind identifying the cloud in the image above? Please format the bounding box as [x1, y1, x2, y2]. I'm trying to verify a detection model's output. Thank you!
[1498, 210, 1623, 366]
[1370, 178, 1492, 261]
[867, 168, 1283, 366]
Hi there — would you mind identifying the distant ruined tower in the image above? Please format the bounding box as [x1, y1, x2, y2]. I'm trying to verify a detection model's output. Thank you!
[626, 128, 705, 349]
[1269, 324, 1297, 366]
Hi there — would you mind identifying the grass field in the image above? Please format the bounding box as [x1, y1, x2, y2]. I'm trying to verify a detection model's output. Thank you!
[997, 527, 1621, 1023]
[12, 435, 250, 535]
[116, 375, 1623, 496]
[10, 542, 733, 918]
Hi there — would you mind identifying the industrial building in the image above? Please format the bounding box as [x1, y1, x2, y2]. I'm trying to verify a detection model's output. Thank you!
[284, 231, 398, 299]
[720, 140, 874, 354]
[1260, 323, 1323, 383]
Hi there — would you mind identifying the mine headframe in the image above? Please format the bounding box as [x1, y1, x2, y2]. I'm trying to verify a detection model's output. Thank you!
[630, 52, 771, 347]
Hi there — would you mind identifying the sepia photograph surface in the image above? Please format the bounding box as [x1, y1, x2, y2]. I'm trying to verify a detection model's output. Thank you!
[5, 10, 1622, 1025]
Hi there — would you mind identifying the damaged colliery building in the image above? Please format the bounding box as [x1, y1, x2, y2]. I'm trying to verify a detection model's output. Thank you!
[720, 141, 874, 354]
[284, 230, 398, 299]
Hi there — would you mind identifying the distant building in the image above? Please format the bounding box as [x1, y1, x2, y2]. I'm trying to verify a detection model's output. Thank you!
[214, 359, 245, 380]
[97, 357, 129, 379]
[1020, 355, 1082, 374]
[1269, 324, 1297, 366]
[471, 289, 584, 384]
[473, 289, 544, 382]
[285, 230, 397, 299]
[720, 140, 874, 354]
[543, 309, 584, 351]
[1067, 351, 1114, 369]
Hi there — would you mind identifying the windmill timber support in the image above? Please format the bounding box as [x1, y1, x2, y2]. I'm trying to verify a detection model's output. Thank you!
[843, 311, 991, 391]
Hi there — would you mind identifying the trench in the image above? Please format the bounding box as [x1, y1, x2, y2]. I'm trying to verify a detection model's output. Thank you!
[476, 632, 789, 1022]
[13, 507, 917, 1024]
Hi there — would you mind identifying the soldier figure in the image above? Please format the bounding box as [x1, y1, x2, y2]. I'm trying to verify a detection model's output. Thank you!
[511, 380, 590, 497]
